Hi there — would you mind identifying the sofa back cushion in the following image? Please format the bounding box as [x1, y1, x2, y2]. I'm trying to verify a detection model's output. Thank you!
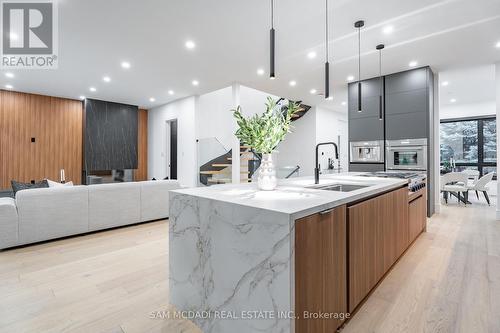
[16, 186, 89, 245]
[88, 182, 141, 231]
[140, 180, 180, 222]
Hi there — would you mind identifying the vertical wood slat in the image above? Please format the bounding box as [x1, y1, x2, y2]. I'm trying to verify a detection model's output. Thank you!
[134, 109, 148, 181]
[0, 90, 83, 189]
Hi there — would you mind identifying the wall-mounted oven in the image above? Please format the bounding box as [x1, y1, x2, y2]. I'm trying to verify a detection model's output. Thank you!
[350, 140, 384, 163]
[386, 138, 427, 171]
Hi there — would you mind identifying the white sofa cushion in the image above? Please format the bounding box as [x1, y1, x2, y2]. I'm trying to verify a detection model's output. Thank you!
[16, 186, 89, 245]
[140, 180, 180, 222]
[0, 197, 18, 249]
[88, 182, 141, 231]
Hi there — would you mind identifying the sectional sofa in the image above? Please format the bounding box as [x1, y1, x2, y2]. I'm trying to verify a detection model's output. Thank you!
[0, 180, 181, 250]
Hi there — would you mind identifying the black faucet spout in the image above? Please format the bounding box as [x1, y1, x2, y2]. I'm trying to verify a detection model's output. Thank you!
[315, 142, 339, 184]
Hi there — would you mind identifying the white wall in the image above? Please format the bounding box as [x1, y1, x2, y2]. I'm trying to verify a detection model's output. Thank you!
[315, 107, 349, 172]
[276, 107, 317, 176]
[148, 96, 197, 187]
[440, 101, 495, 120]
[197, 86, 235, 150]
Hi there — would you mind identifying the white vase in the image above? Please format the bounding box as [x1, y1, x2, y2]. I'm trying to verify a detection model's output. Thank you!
[258, 153, 277, 191]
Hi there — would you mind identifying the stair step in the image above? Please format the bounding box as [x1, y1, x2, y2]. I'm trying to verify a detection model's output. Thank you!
[228, 157, 253, 161]
[201, 170, 248, 175]
[212, 163, 232, 167]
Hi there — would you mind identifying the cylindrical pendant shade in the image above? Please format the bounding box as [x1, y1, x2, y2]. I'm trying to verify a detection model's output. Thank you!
[325, 62, 330, 99]
[357, 81, 362, 112]
[270, 28, 275, 79]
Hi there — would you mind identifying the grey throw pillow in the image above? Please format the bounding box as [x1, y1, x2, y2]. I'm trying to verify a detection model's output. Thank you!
[11, 180, 49, 196]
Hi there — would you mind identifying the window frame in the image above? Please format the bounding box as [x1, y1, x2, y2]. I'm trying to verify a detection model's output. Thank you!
[440, 115, 496, 179]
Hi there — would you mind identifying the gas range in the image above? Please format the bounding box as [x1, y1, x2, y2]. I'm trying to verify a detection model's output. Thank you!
[360, 171, 427, 192]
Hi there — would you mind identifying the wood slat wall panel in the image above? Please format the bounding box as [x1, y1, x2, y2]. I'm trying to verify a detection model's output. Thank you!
[134, 109, 148, 181]
[0, 90, 83, 189]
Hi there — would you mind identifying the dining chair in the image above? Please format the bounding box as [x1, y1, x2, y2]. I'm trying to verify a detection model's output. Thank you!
[462, 169, 480, 184]
[441, 172, 469, 205]
[466, 172, 494, 205]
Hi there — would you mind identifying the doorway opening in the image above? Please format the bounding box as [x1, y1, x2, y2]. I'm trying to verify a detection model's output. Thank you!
[166, 119, 178, 180]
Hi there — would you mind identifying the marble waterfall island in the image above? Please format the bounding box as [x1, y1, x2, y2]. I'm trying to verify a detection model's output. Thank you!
[168, 173, 408, 333]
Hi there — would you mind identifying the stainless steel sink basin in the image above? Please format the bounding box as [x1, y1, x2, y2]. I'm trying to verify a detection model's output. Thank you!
[315, 184, 369, 192]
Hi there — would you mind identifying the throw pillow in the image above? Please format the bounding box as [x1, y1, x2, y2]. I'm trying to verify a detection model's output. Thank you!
[11, 180, 49, 196]
[46, 179, 74, 187]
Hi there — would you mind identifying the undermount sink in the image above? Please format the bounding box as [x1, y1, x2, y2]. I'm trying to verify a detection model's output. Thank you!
[314, 184, 370, 192]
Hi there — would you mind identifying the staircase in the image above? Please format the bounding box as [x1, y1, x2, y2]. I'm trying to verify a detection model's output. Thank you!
[199, 146, 258, 186]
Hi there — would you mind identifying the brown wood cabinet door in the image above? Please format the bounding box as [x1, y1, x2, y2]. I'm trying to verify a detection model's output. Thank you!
[348, 188, 408, 312]
[295, 205, 347, 333]
[409, 194, 426, 243]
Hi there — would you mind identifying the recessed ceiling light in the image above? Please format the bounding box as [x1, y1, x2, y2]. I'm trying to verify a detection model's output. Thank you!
[5, 72, 14, 78]
[257, 68, 265, 75]
[307, 51, 317, 59]
[79, 95, 86, 100]
[310, 89, 317, 94]
[168, 90, 174, 95]
[495, 41, 500, 48]
[121, 61, 131, 69]
[441, 81, 449, 86]
[347, 75, 355, 81]
[192, 80, 199, 86]
[9, 32, 18, 40]
[102, 76, 111, 83]
[5, 84, 13, 89]
[149, 97, 156, 102]
[382, 25, 394, 34]
[409, 61, 418, 68]
[450, 98, 457, 103]
[341, 101, 347, 106]
[185, 40, 196, 49]
[289, 80, 297, 87]
[89, 87, 96, 92]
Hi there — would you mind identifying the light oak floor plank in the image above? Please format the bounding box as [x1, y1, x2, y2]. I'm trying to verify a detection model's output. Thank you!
[0, 197, 498, 333]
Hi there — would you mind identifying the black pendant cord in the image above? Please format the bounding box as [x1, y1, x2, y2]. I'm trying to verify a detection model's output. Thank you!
[270, 0, 275, 79]
[324, 0, 330, 99]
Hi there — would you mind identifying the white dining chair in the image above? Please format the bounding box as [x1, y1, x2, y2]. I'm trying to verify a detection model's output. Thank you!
[462, 169, 480, 185]
[466, 172, 494, 205]
[441, 172, 469, 205]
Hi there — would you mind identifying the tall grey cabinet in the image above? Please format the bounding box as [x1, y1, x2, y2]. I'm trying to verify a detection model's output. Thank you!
[348, 66, 435, 216]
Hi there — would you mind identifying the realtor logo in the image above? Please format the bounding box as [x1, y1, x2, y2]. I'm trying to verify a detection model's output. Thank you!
[1, 0, 58, 69]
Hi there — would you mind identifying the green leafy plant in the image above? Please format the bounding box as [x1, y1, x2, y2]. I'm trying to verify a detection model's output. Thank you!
[231, 97, 301, 154]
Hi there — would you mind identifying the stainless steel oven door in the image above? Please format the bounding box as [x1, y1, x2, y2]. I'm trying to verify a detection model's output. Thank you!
[350, 140, 384, 163]
[386, 145, 427, 170]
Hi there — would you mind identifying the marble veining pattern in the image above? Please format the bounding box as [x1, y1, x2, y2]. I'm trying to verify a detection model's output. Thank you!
[169, 192, 293, 333]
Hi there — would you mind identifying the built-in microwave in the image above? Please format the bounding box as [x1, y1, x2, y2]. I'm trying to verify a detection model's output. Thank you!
[350, 140, 384, 163]
[386, 138, 427, 171]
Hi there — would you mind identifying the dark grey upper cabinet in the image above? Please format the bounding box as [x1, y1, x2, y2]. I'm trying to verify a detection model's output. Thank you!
[349, 117, 384, 141]
[385, 111, 428, 140]
[348, 77, 383, 100]
[385, 67, 428, 94]
[385, 89, 427, 115]
[349, 95, 381, 119]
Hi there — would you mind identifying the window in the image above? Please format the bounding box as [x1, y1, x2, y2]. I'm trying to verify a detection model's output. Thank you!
[440, 116, 496, 178]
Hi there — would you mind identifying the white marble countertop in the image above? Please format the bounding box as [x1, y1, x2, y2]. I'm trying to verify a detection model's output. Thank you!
[171, 172, 408, 220]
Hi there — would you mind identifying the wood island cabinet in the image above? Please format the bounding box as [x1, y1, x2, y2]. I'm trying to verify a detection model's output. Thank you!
[408, 188, 427, 242]
[347, 187, 408, 312]
[295, 205, 347, 333]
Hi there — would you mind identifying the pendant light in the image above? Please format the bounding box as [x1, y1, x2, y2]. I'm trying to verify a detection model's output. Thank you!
[324, 0, 330, 99]
[270, 0, 276, 79]
[376, 44, 384, 120]
[354, 20, 364, 112]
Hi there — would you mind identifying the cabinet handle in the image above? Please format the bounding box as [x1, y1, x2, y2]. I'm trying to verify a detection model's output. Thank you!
[319, 208, 334, 215]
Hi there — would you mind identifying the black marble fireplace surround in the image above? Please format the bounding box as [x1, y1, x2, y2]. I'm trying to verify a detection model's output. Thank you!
[83, 99, 138, 183]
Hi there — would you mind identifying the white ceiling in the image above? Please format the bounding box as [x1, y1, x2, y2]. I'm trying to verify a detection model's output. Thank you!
[439, 65, 496, 106]
[1, 0, 500, 110]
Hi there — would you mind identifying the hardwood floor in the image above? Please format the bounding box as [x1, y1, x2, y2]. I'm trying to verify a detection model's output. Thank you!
[0, 198, 499, 333]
